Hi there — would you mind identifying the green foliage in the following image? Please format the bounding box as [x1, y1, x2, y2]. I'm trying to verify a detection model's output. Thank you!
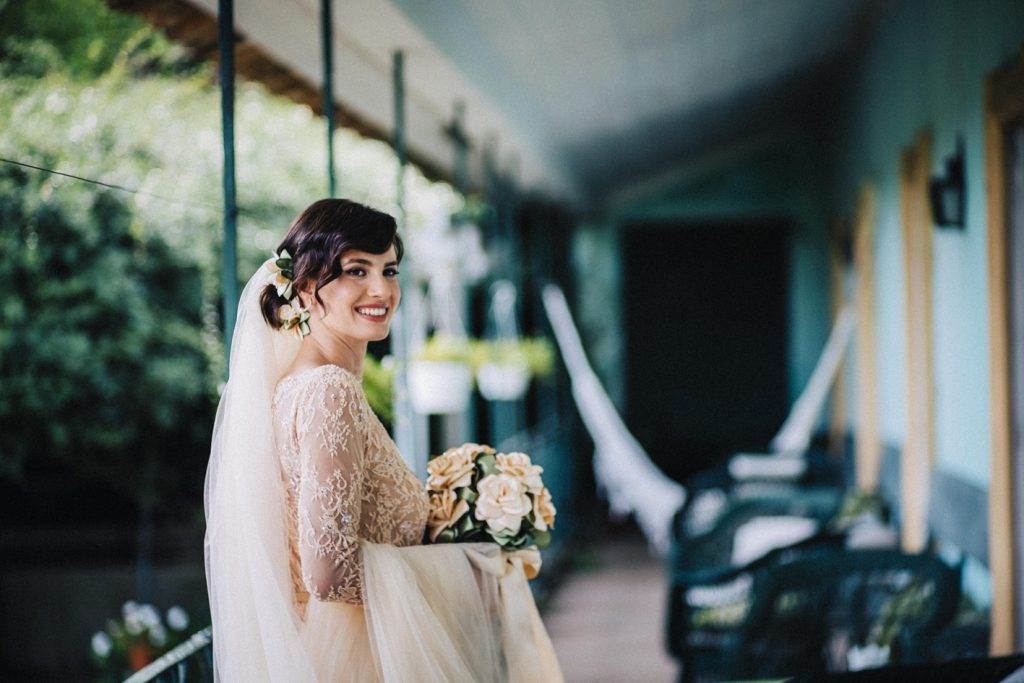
[0, 0, 466, 516]
[0, 0, 207, 80]
[416, 333, 475, 364]
[361, 355, 394, 427]
[469, 336, 556, 377]
[0, 164, 212, 510]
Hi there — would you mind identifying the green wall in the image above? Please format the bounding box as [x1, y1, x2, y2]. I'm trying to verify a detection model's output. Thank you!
[576, 0, 1024, 498]
[833, 0, 1024, 488]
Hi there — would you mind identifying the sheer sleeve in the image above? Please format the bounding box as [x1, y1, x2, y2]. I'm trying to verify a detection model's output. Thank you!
[294, 370, 367, 605]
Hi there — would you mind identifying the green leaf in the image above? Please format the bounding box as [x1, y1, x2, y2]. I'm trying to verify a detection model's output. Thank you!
[457, 486, 478, 503]
[477, 453, 498, 476]
[532, 529, 551, 549]
[457, 513, 477, 535]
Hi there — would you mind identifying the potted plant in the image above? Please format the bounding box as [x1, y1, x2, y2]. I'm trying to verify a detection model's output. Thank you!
[408, 334, 475, 414]
[473, 337, 555, 401]
[90, 602, 192, 680]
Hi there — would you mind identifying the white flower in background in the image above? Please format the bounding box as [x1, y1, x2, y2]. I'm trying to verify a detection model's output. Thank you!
[166, 605, 189, 631]
[496, 452, 544, 494]
[91, 631, 113, 658]
[124, 612, 144, 635]
[149, 623, 168, 647]
[138, 604, 161, 629]
[121, 600, 139, 620]
[474, 473, 532, 532]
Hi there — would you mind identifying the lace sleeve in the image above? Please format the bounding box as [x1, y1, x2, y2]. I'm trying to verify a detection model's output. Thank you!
[294, 369, 367, 605]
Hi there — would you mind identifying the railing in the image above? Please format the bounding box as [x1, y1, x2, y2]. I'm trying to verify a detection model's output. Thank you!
[123, 626, 212, 683]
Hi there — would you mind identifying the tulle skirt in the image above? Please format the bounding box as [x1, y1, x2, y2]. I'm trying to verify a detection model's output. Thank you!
[299, 541, 563, 682]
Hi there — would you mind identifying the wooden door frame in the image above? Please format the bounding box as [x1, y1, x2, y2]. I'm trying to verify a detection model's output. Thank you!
[829, 217, 850, 460]
[986, 46, 1024, 656]
[899, 131, 935, 554]
[854, 184, 882, 492]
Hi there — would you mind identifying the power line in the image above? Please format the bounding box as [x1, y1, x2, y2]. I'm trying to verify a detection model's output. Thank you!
[0, 156, 287, 231]
[0, 156, 223, 214]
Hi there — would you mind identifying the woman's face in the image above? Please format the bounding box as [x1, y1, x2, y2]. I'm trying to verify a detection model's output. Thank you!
[302, 246, 401, 343]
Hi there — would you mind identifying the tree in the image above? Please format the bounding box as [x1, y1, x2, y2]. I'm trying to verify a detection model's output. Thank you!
[0, 163, 214, 592]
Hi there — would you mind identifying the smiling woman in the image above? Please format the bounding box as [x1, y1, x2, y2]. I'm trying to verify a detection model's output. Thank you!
[259, 198, 404, 346]
[207, 197, 562, 680]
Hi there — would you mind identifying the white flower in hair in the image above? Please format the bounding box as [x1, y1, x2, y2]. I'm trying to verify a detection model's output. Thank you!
[279, 303, 311, 339]
[265, 249, 295, 300]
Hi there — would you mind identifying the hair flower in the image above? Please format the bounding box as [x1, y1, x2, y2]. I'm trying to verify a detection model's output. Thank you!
[278, 303, 311, 339]
[265, 249, 295, 300]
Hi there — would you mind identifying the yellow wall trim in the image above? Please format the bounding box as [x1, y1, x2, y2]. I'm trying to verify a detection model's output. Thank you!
[985, 45, 1024, 656]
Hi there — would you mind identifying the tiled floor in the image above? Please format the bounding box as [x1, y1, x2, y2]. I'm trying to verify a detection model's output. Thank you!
[545, 536, 679, 683]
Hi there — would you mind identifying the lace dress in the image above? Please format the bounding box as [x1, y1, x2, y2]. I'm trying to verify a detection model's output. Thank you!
[272, 364, 429, 618]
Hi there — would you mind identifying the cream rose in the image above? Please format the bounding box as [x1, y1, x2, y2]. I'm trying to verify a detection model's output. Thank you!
[496, 452, 544, 494]
[427, 449, 476, 491]
[531, 486, 556, 532]
[474, 474, 532, 532]
[426, 489, 470, 542]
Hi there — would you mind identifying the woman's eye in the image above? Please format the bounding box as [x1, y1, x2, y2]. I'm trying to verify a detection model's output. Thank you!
[345, 268, 365, 277]
[385, 268, 399, 277]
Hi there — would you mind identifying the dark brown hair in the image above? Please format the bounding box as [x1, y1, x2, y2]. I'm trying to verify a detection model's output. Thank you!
[260, 198, 403, 329]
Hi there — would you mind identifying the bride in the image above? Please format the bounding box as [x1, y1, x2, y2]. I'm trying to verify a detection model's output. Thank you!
[204, 198, 563, 681]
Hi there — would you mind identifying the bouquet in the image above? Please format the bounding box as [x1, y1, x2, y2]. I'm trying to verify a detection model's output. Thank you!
[425, 443, 556, 551]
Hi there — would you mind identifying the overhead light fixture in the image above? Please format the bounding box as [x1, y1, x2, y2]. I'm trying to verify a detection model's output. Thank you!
[929, 136, 965, 229]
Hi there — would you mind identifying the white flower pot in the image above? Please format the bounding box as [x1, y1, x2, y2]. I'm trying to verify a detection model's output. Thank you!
[408, 360, 473, 414]
[846, 643, 890, 671]
[476, 361, 531, 401]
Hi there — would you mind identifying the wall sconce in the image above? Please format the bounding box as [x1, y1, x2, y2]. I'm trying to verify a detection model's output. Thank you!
[929, 136, 965, 229]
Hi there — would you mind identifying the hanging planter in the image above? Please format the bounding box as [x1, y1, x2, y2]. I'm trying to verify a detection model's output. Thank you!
[408, 360, 473, 414]
[477, 360, 530, 401]
[409, 334, 474, 415]
[472, 337, 556, 402]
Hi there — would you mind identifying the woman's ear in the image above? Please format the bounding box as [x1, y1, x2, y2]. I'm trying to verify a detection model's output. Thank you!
[296, 280, 315, 311]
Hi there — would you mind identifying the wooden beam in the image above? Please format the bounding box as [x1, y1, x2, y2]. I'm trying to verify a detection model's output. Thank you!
[984, 45, 1024, 656]
[829, 217, 849, 459]
[899, 131, 934, 554]
[854, 183, 881, 492]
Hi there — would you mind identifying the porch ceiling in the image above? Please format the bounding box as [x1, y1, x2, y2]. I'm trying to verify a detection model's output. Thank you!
[150, 0, 871, 207]
[391, 0, 872, 202]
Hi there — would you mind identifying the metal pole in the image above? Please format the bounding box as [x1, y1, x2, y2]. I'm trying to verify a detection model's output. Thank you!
[390, 50, 427, 474]
[393, 51, 406, 224]
[447, 101, 476, 444]
[218, 0, 238, 357]
[320, 0, 336, 197]
[451, 101, 469, 192]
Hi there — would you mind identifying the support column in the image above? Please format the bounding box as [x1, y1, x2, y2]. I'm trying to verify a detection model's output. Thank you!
[320, 0, 336, 197]
[446, 101, 476, 445]
[218, 0, 238, 356]
[390, 50, 428, 475]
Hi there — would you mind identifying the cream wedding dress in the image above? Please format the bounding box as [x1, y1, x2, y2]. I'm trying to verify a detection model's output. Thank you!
[205, 260, 562, 682]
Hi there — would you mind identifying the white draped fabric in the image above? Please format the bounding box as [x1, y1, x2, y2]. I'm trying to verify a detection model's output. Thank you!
[541, 285, 686, 555]
[769, 305, 856, 453]
[541, 284, 855, 554]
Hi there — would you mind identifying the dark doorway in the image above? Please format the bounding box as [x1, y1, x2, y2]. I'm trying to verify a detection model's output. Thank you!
[622, 220, 790, 482]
